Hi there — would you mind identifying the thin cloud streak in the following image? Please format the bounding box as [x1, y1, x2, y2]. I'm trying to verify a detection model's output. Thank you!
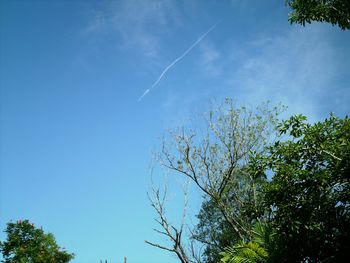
[138, 20, 221, 102]
[138, 89, 150, 102]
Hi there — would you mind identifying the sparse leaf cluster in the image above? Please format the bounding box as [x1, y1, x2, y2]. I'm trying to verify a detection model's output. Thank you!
[286, 0, 350, 30]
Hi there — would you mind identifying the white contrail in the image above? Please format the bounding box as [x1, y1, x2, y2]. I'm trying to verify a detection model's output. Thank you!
[138, 20, 221, 102]
[137, 88, 150, 102]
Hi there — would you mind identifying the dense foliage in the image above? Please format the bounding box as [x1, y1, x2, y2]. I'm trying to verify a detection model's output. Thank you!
[220, 221, 273, 263]
[192, 197, 234, 263]
[286, 0, 350, 30]
[219, 114, 350, 263]
[263, 114, 350, 262]
[0, 220, 74, 263]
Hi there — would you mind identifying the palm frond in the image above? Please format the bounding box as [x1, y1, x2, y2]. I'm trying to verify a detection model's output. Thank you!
[220, 241, 268, 263]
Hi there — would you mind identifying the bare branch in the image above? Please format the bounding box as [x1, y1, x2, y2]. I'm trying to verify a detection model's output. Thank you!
[146, 181, 192, 263]
[145, 240, 175, 253]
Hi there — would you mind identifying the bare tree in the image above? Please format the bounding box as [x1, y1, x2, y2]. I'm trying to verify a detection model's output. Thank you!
[145, 183, 193, 263]
[147, 99, 282, 261]
[159, 100, 280, 240]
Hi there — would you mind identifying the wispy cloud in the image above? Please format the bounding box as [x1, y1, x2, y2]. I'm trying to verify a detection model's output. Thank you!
[223, 26, 345, 120]
[197, 41, 222, 77]
[85, 0, 181, 58]
[138, 20, 221, 102]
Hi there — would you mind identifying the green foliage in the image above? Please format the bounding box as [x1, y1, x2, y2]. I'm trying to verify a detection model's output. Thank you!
[264, 114, 350, 262]
[192, 197, 235, 263]
[219, 221, 273, 263]
[249, 221, 275, 258]
[219, 113, 350, 262]
[0, 220, 74, 263]
[286, 0, 350, 30]
[220, 242, 268, 263]
[193, 171, 269, 263]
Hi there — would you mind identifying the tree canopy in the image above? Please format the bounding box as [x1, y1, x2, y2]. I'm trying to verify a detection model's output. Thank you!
[0, 220, 74, 263]
[220, 113, 350, 262]
[286, 0, 350, 30]
[262, 114, 350, 262]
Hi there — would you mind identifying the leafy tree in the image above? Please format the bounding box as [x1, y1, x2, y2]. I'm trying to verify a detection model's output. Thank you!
[286, 0, 350, 30]
[0, 220, 74, 263]
[262, 114, 350, 262]
[219, 113, 350, 263]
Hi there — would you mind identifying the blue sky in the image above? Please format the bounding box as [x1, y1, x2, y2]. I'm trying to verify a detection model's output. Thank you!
[0, 0, 349, 262]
